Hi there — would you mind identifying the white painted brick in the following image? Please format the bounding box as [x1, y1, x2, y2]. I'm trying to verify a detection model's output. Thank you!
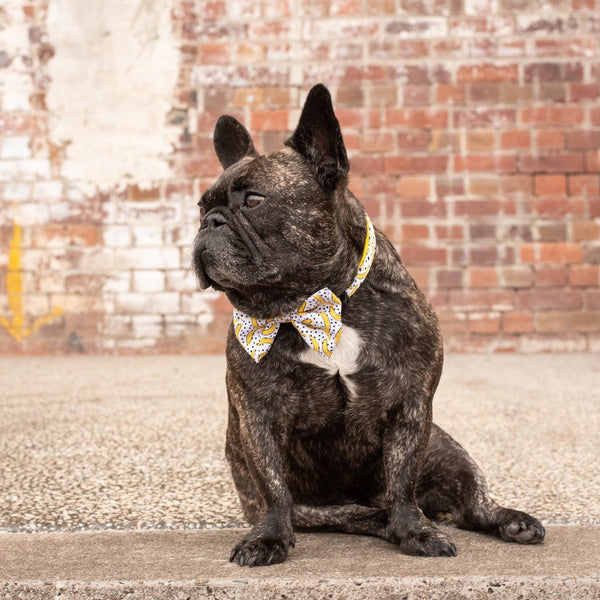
[133, 270, 165, 293]
[131, 224, 164, 247]
[103, 315, 131, 337]
[71, 248, 114, 271]
[38, 272, 67, 294]
[116, 338, 156, 349]
[165, 315, 197, 337]
[52, 294, 104, 313]
[15, 203, 50, 225]
[166, 269, 197, 292]
[181, 291, 219, 316]
[22, 295, 50, 315]
[113, 248, 180, 270]
[115, 292, 180, 314]
[48, 202, 72, 221]
[132, 315, 163, 338]
[1, 136, 32, 158]
[2, 182, 31, 201]
[103, 225, 132, 248]
[34, 180, 64, 201]
[103, 272, 131, 293]
[2, 91, 31, 111]
[0, 159, 51, 181]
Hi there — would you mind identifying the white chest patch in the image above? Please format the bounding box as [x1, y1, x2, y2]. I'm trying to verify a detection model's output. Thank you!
[298, 325, 362, 396]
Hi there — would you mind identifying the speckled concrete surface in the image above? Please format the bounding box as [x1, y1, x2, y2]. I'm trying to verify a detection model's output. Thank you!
[0, 354, 599, 532]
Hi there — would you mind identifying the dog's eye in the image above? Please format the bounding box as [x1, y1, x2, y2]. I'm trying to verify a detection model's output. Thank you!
[244, 193, 265, 209]
[198, 201, 206, 219]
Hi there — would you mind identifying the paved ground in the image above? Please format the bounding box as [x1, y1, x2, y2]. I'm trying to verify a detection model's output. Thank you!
[0, 354, 599, 598]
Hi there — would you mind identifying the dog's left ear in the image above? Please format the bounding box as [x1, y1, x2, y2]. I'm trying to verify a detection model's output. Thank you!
[285, 84, 349, 192]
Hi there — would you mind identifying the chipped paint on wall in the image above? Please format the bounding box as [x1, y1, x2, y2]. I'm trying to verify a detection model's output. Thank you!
[45, 0, 179, 192]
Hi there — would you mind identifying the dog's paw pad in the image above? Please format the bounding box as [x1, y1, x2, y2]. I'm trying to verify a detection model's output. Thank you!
[230, 537, 288, 567]
[498, 510, 545, 544]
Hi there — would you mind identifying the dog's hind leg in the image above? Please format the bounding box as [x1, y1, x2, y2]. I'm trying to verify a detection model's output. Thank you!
[417, 424, 545, 544]
[292, 504, 388, 537]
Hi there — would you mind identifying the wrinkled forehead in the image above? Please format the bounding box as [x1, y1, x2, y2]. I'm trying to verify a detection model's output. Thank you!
[202, 148, 307, 202]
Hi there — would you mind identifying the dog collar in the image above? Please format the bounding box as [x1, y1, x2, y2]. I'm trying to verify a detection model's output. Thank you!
[232, 214, 376, 363]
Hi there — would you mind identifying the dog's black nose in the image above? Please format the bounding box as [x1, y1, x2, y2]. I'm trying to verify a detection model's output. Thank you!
[204, 210, 227, 229]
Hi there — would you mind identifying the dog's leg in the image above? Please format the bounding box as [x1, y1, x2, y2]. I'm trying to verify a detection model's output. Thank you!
[417, 424, 545, 544]
[226, 385, 296, 567]
[292, 504, 388, 536]
[381, 394, 458, 557]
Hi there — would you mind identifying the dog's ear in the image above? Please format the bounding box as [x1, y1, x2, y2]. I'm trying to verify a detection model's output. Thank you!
[285, 84, 349, 192]
[213, 115, 258, 169]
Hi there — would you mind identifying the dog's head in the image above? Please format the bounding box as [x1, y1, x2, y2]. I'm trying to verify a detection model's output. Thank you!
[193, 84, 363, 318]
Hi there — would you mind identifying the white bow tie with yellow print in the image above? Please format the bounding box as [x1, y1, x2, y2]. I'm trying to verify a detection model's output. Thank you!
[233, 214, 376, 363]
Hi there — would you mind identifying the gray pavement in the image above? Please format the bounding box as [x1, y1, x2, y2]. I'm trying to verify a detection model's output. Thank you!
[0, 354, 599, 598]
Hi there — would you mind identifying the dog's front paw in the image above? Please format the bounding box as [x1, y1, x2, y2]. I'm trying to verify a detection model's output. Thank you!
[388, 506, 457, 557]
[397, 524, 457, 557]
[497, 509, 545, 544]
[230, 519, 296, 568]
[230, 535, 291, 567]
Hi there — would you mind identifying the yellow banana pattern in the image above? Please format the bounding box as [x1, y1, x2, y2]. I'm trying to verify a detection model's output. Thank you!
[233, 214, 376, 363]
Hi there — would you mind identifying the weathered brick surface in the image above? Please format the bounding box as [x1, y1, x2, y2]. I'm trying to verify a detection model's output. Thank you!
[0, 0, 598, 353]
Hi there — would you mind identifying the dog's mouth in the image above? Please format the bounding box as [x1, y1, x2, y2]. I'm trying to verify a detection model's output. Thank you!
[192, 219, 281, 292]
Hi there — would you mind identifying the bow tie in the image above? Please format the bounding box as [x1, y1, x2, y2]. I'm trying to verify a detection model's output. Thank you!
[233, 214, 376, 363]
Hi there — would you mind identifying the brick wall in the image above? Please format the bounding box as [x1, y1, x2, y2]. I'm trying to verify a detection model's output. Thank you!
[0, 0, 599, 354]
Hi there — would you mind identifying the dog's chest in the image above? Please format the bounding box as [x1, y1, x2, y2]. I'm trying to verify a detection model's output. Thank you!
[297, 325, 362, 396]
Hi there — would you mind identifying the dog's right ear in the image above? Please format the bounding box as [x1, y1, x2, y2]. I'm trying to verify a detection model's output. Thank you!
[213, 115, 258, 169]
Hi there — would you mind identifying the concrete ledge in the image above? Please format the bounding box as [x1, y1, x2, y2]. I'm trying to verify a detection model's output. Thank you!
[2, 526, 599, 599]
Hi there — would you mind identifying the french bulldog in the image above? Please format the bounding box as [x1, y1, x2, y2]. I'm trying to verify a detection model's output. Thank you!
[193, 84, 545, 567]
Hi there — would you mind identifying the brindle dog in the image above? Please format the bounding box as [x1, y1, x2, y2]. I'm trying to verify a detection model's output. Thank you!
[193, 84, 545, 567]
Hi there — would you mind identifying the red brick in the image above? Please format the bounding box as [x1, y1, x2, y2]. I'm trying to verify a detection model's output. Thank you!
[386, 108, 448, 128]
[468, 267, 499, 288]
[384, 155, 448, 174]
[449, 290, 515, 311]
[436, 225, 464, 240]
[569, 83, 600, 102]
[538, 243, 585, 264]
[536, 130, 565, 149]
[519, 289, 582, 310]
[400, 245, 447, 265]
[457, 63, 518, 82]
[569, 312, 600, 332]
[534, 312, 569, 333]
[521, 106, 584, 125]
[500, 130, 530, 149]
[398, 175, 430, 197]
[436, 269, 463, 289]
[569, 175, 600, 196]
[397, 131, 430, 150]
[466, 130, 495, 151]
[360, 131, 394, 153]
[469, 177, 500, 195]
[520, 152, 584, 173]
[436, 84, 466, 104]
[249, 110, 288, 130]
[401, 224, 429, 241]
[400, 199, 447, 218]
[502, 175, 532, 194]
[503, 312, 533, 333]
[588, 290, 600, 310]
[535, 267, 568, 287]
[468, 312, 501, 334]
[535, 175, 566, 196]
[572, 222, 600, 241]
[567, 130, 600, 150]
[454, 154, 516, 172]
[533, 198, 585, 218]
[569, 266, 600, 286]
